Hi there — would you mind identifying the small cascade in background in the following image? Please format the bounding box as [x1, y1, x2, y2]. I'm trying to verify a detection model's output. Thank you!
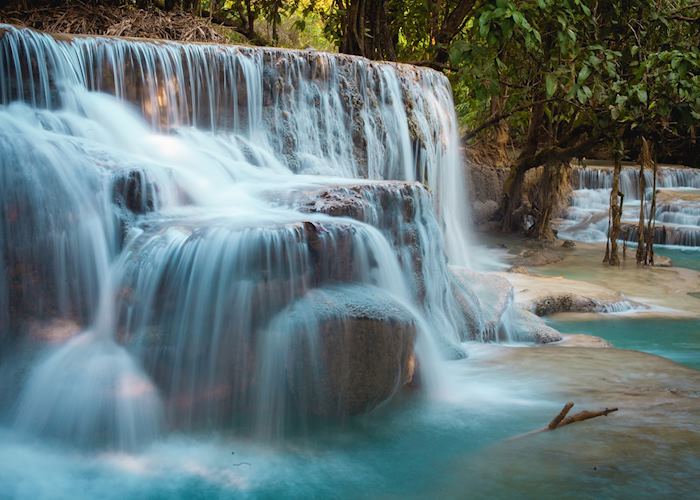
[0, 24, 499, 450]
[559, 165, 700, 248]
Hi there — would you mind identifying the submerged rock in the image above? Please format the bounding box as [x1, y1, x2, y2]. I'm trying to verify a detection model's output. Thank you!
[554, 333, 612, 348]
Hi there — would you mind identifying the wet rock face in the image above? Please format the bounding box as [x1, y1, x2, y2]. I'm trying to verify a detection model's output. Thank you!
[467, 162, 509, 226]
[1, 163, 161, 339]
[111, 169, 157, 214]
[311, 315, 416, 416]
[293, 182, 421, 224]
[292, 181, 434, 301]
[289, 288, 417, 417]
[112, 219, 419, 429]
[450, 267, 563, 344]
[1, 27, 452, 185]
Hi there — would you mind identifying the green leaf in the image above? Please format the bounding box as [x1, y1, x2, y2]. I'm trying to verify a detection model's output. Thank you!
[545, 73, 558, 97]
[637, 88, 648, 104]
[606, 61, 616, 77]
[577, 87, 587, 103]
[577, 65, 591, 83]
[588, 54, 601, 66]
[512, 11, 526, 27]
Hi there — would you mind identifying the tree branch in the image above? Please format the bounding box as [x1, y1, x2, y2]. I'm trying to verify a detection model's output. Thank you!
[462, 98, 557, 141]
[505, 121, 604, 176]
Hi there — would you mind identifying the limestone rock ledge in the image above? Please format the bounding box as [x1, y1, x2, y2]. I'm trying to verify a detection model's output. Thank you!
[450, 266, 563, 344]
[498, 272, 643, 316]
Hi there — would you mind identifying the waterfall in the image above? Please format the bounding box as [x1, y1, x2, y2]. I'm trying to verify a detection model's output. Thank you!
[560, 165, 700, 248]
[0, 24, 476, 261]
[0, 25, 481, 448]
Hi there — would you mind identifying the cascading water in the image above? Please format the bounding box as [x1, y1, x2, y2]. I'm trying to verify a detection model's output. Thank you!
[0, 24, 484, 450]
[558, 165, 700, 248]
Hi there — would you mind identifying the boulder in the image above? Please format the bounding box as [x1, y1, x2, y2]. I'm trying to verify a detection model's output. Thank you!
[450, 267, 563, 344]
[281, 286, 417, 417]
[508, 308, 563, 344]
[451, 267, 510, 341]
[118, 218, 418, 428]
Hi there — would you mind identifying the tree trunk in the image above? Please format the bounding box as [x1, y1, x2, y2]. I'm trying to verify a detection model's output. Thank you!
[340, 0, 396, 60]
[644, 140, 658, 265]
[434, 0, 478, 63]
[635, 140, 647, 264]
[489, 92, 510, 166]
[605, 140, 624, 266]
[429, 0, 441, 48]
[500, 94, 546, 233]
[246, 0, 254, 36]
[529, 162, 567, 240]
[501, 164, 527, 232]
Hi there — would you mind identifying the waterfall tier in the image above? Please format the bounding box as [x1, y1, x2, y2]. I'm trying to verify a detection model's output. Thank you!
[559, 165, 700, 248]
[0, 25, 486, 448]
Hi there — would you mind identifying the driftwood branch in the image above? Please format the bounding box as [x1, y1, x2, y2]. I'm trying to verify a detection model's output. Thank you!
[559, 407, 618, 426]
[508, 402, 619, 441]
[548, 401, 574, 429]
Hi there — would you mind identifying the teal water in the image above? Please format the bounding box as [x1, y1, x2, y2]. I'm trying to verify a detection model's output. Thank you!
[0, 350, 550, 499]
[2, 343, 699, 499]
[549, 317, 700, 370]
[655, 246, 700, 272]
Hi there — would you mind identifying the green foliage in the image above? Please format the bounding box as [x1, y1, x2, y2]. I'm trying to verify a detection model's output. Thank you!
[25, 0, 697, 162]
[448, 0, 699, 163]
